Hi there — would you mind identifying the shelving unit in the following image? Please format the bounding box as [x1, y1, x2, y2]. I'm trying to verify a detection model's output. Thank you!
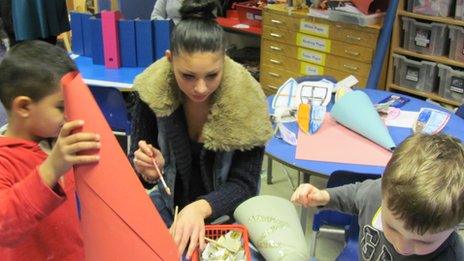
[386, 0, 464, 107]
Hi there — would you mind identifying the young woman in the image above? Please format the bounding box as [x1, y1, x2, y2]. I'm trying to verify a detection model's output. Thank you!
[130, 0, 272, 258]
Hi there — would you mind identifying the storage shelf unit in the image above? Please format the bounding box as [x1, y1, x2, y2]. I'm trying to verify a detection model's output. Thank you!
[386, 0, 464, 106]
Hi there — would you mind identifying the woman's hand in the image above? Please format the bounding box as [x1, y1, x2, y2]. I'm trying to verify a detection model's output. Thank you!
[291, 183, 330, 208]
[133, 140, 164, 182]
[170, 200, 212, 259]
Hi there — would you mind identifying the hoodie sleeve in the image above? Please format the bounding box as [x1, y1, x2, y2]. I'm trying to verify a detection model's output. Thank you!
[0, 164, 65, 247]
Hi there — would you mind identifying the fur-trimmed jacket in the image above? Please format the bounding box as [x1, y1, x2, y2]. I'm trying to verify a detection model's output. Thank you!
[130, 56, 273, 219]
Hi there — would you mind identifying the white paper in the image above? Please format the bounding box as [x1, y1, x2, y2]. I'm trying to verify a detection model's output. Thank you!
[384, 110, 419, 128]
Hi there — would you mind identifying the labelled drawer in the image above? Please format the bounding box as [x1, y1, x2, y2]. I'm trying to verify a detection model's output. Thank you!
[261, 51, 300, 72]
[297, 47, 371, 76]
[298, 62, 367, 86]
[262, 40, 298, 59]
[296, 33, 373, 62]
[262, 25, 297, 44]
[299, 61, 326, 76]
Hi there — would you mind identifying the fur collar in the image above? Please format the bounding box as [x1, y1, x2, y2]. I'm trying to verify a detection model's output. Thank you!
[133, 56, 273, 151]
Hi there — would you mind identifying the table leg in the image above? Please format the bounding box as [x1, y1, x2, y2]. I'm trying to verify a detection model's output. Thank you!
[267, 157, 273, 185]
[300, 172, 310, 233]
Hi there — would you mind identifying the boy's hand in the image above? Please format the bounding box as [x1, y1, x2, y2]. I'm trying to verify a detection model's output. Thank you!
[39, 120, 100, 187]
[291, 183, 330, 208]
[133, 140, 165, 182]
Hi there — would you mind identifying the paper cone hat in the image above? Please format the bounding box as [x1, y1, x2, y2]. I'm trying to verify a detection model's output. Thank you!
[233, 195, 309, 261]
[331, 90, 396, 150]
[61, 73, 179, 260]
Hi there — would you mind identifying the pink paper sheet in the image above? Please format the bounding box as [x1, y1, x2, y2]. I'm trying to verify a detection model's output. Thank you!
[295, 114, 392, 166]
[61, 72, 178, 260]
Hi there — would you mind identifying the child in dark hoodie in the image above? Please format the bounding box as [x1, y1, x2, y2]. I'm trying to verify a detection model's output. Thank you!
[0, 41, 100, 260]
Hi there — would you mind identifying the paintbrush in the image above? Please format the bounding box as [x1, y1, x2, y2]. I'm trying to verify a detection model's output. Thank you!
[152, 158, 171, 196]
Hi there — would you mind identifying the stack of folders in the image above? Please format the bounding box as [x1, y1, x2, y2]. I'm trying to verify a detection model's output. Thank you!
[70, 11, 174, 68]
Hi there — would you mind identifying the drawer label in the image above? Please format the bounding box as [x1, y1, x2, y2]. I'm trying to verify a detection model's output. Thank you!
[299, 20, 329, 37]
[297, 48, 326, 66]
[450, 76, 464, 94]
[300, 62, 324, 75]
[296, 33, 331, 53]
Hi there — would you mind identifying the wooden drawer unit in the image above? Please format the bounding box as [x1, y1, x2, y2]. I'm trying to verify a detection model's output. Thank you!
[264, 11, 379, 48]
[259, 4, 386, 93]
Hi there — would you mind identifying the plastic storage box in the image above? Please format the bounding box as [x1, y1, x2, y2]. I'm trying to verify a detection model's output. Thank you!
[191, 224, 251, 261]
[393, 54, 438, 92]
[448, 25, 464, 63]
[234, 1, 263, 27]
[328, 10, 385, 26]
[407, 0, 453, 17]
[456, 0, 464, 20]
[438, 64, 464, 103]
[402, 17, 448, 56]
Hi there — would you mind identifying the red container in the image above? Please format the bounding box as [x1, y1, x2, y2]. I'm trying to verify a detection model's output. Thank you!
[191, 224, 252, 261]
[235, 1, 263, 27]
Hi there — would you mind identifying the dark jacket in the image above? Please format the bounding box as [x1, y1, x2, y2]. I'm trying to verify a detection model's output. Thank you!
[130, 56, 273, 219]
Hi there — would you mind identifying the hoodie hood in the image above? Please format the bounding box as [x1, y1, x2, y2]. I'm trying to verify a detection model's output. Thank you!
[133, 56, 273, 151]
[0, 136, 42, 152]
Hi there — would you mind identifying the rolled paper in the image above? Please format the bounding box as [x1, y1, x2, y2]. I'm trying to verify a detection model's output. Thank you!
[61, 72, 178, 260]
[234, 195, 309, 261]
[331, 90, 396, 150]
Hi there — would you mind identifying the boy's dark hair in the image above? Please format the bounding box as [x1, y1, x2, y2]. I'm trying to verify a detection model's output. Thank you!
[382, 133, 464, 235]
[170, 0, 226, 56]
[0, 40, 77, 110]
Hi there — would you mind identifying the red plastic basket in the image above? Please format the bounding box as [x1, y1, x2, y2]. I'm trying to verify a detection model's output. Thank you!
[234, 1, 263, 27]
[191, 224, 252, 261]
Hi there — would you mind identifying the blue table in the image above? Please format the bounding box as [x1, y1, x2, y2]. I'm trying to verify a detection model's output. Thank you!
[72, 55, 145, 90]
[265, 89, 464, 229]
[266, 88, 464, 180]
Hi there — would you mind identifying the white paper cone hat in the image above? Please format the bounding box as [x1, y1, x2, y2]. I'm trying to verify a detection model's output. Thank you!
[233, 195, 309, 261]
[331, 90, 396, 150]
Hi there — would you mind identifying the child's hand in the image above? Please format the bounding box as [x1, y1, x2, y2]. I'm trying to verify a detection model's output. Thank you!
[133, 140, 165, 183]
[291, 183, 330, 208]
[39, 120, 100, 187]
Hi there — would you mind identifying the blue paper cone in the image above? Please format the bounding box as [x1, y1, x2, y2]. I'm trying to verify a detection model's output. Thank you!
[331, 90, 396, 150]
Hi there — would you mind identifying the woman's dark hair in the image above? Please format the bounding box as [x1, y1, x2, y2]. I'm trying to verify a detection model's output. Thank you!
[170, 0, 226, 55]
